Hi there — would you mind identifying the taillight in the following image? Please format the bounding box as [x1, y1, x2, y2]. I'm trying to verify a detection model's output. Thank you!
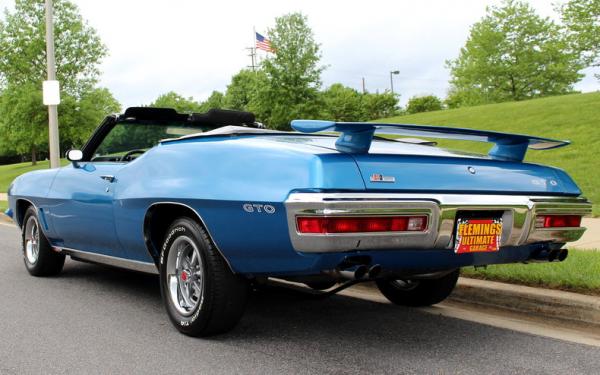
[535, 215, 582, 228]
[296, 216, 428, 234]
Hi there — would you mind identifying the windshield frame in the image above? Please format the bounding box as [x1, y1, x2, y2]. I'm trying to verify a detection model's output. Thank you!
[80, 116, 211, 162]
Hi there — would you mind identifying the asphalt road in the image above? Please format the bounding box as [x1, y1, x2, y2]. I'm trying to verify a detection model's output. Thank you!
[1, 223, 599, 374]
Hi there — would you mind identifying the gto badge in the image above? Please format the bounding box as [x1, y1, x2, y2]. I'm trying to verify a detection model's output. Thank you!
[370, 173, 395, 183]
[243, 203, 276, 214]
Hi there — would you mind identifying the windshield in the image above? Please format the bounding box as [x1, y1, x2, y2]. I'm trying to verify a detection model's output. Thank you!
[92, 122, 209, 162]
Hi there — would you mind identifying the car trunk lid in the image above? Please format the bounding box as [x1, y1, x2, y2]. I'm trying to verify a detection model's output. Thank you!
[351, 152, 580, 195]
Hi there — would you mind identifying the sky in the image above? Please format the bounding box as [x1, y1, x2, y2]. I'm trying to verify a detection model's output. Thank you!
[0, 0, 598, 108]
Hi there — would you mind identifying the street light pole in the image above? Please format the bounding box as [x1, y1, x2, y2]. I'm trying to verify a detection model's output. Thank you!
[45, 0, 60, 168]
[389, 70, 400, 95]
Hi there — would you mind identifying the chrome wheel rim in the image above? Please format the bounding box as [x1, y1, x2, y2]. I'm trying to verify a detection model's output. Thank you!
[390, 279, 420, 291]
[24, 216, 40, 264]
[165, 236, 204, 316]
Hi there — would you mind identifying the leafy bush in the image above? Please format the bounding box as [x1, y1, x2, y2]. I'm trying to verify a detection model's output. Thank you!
[406, 95, 443, 114]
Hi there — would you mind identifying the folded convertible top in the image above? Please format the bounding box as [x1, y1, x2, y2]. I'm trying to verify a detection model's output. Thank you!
[291, 120, 569, 162]
[121, 107, 257, 127]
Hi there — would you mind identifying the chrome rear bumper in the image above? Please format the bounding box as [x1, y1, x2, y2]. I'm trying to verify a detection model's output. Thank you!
[284, 193, 592, 253]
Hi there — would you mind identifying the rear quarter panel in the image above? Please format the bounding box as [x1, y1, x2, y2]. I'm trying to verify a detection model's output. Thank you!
[112, 136, 366, 271]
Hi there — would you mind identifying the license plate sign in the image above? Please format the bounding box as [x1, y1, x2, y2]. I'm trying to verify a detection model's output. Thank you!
[455, 218, 502, 254]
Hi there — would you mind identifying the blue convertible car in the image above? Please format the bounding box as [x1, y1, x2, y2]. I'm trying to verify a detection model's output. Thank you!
[5, 107, 592, 336]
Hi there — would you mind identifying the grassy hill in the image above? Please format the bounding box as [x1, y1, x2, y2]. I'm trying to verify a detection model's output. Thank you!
[379, 92, 600, 215]
[0, 93, 598, 216]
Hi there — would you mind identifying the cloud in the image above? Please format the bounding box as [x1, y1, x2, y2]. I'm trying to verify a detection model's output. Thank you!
[0, 0, 597, 108]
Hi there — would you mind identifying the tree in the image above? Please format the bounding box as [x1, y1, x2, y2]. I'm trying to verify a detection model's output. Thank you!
[259, 13, 325, 129]
[150, 92, 203, 113]
[446, 0, 584, 107]
[59, 87, 121, 149]
[406, 95, 443, 114]
[198, 91, 224, 112]
[0, 84, 120, 163]
[361, 91, 398, 120]
[0, 0, 107, 95]
[444, 86, 487, 109]
[561, 0, 600, 80]
[319, 84, 365, 121]
[0, 84, 47, 163]
[223, 69, 267, 112]
[0, 0, 116, 164]
[318, 84, 399, 121]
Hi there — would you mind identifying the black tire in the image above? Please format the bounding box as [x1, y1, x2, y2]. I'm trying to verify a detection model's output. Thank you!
[159, 217, 249, 337]
[376, 269, 460, 307]
[22, 206, 65, 277]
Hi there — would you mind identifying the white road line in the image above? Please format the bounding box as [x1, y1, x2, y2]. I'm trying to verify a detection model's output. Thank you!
[0, 221, 17, 228]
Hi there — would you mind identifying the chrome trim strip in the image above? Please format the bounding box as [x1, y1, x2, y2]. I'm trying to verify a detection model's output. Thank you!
[284, 193, 592, 253]
[60, 247, 158, 275]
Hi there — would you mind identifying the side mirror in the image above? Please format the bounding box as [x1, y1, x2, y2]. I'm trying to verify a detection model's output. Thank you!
[66, 149, 83, 167]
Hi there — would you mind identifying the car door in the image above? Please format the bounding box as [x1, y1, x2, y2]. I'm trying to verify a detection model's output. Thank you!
[47, 161, 125, 257]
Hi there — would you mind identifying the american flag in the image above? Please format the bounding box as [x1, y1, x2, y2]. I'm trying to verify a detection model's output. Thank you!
[255, 32, 274, 53]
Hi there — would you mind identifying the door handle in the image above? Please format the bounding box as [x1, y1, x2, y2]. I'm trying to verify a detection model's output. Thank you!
[100, 175, 116, 183]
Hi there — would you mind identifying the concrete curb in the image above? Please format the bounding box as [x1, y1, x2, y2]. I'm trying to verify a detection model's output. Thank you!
[450, 278, 600, 327]
[0, 213, 13, 223]
[571, 218, 600, 250]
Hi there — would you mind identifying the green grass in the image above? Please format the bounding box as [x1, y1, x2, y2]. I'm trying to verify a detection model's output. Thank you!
[0, 92, 599, 214]
[0, 159, 68, 192]
[0, 200, 6, 212]
[462, 249, 600, 295]
[378, 92, 600, 216]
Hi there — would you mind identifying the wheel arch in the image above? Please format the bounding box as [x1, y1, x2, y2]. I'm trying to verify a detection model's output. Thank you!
[142, 202, 235, 272]
[15, 198, 36, 228]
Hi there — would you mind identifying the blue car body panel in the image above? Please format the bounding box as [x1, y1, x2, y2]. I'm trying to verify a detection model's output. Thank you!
[6, 128, 589, 276]
[354, 154, 579, 194]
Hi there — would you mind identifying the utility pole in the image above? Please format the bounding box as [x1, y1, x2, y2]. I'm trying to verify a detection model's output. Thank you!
[44, 0, 60, 168]
[361, 77, 366, 94]
[246, 47, 257, 71]
[247, 27, 258, 71]
[390, 70, 400, 95]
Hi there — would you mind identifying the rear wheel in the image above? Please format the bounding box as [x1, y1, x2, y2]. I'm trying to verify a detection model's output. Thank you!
[159, 217, 249, 336]
[376, 269, 460, 307]
[22, 206, 65, 276]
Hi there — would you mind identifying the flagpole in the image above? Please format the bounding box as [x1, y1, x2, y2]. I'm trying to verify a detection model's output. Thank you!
[251, 27, 259, 115]
[252, 26, 257, 71]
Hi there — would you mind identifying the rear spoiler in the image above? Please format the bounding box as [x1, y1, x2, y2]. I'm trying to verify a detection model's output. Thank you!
[290, 120, 569, 162]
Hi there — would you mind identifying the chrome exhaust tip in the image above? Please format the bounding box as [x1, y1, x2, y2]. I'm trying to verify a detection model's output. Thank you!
[337, 265, 368, 280]
[368, 264, 382, 279]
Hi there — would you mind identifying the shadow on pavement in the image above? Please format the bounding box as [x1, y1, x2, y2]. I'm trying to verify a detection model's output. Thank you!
[3, 256, 599, 374]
